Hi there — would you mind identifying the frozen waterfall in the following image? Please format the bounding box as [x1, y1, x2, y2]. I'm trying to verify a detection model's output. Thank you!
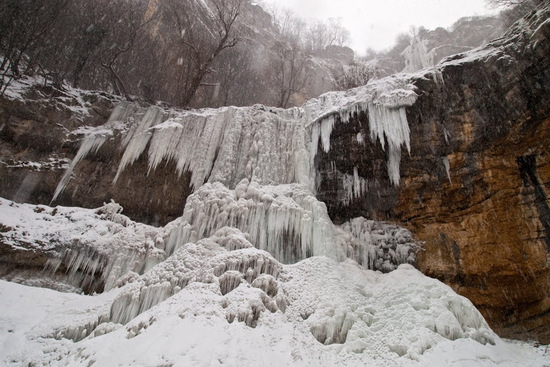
[45, 75, 422, 292]
[52, 75, 418, 207]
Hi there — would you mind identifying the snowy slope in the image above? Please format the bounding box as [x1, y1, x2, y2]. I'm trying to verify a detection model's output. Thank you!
[0, 257, 548, 366]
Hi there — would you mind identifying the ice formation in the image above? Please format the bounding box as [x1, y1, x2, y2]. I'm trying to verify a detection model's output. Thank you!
[342, 167, 369, 204]
[305, 77, 417, 188]
[51, 102, 140, 203]
[1, 195, 548, 366]
[339, 217, 421, 272]
[111, 105, 309, 191]
[5, 252, 544, 366]
[402, 35, 435, 73]
[442, 156, 452, 183]
[0, 198, 166, 294]
[164, 180, 343, 263]
[52, 74, 418, 207]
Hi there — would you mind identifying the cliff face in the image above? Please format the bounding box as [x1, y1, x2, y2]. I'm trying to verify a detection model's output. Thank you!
[1, 6, 549, 343]
[315, 7, 550, 341]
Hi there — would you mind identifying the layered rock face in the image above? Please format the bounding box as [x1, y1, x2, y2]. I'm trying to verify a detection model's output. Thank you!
[1, 6, 549, 343]
[315, 8, 550, 341]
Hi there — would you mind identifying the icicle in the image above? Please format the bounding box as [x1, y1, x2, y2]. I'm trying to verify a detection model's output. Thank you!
[443, 125, 450, 145]
[51, 134, 109, 203]
[367, 103, 411, 186]
[442, 156, 452, 184]
[319, 115, 335, 153]
[52, 102, 142, 202]
[342, 167, 369, 204]
[114, 106, 165, 182]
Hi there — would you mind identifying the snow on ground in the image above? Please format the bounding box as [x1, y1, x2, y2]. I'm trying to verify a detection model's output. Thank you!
[0, 198, 548, 366]
[0, 258, 548, 366]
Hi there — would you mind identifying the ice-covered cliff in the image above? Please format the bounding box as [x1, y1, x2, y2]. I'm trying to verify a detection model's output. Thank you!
[1, 3, 550, 365]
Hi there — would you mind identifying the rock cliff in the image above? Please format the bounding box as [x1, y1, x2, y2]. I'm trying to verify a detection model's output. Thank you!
[315, 7, 550, 342]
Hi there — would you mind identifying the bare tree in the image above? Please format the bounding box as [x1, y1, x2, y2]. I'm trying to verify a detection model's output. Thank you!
[0, 0, 68, 93]
[270, 40, 310, 108]
[98, 0, 153, 98]
[306, 20, 329, 51]
[327, 18, 350, 47]
[166, 0, 243, 107]
[337, 61, 377, 90]
[486, 0, 541, 7]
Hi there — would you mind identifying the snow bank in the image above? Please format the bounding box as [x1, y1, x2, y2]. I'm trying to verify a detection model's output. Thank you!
[0, 198, 166, 293]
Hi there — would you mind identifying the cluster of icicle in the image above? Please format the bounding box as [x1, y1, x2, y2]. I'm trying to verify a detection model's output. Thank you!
[44, 200, 167, 294]
[305, 77, 417, 186]
[339, 217, 421, 272]
[52, 75, 418, 205]
[163, 179, 342, 264]
[162, 180, 420, 273]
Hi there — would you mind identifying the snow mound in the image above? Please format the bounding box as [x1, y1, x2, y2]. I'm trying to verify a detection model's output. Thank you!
[110, 227, 284, 325]
[1, 255, 547, 366]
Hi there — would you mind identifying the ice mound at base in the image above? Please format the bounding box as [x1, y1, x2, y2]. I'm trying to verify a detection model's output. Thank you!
[0, 200, 547, 366]
[165, 180, 420, 269]
[0, 184, 419, 297]
[110, 227, 286, 325]
[1, 241, 547, 366]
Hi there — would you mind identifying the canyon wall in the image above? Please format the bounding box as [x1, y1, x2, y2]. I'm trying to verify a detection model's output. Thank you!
[1, 6, 549, 342]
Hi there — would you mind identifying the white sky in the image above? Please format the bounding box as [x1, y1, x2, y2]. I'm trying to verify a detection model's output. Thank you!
[265, 0, 497, 53]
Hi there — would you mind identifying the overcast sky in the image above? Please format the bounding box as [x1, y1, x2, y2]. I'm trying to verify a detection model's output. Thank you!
[264, 0, 497, 53]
